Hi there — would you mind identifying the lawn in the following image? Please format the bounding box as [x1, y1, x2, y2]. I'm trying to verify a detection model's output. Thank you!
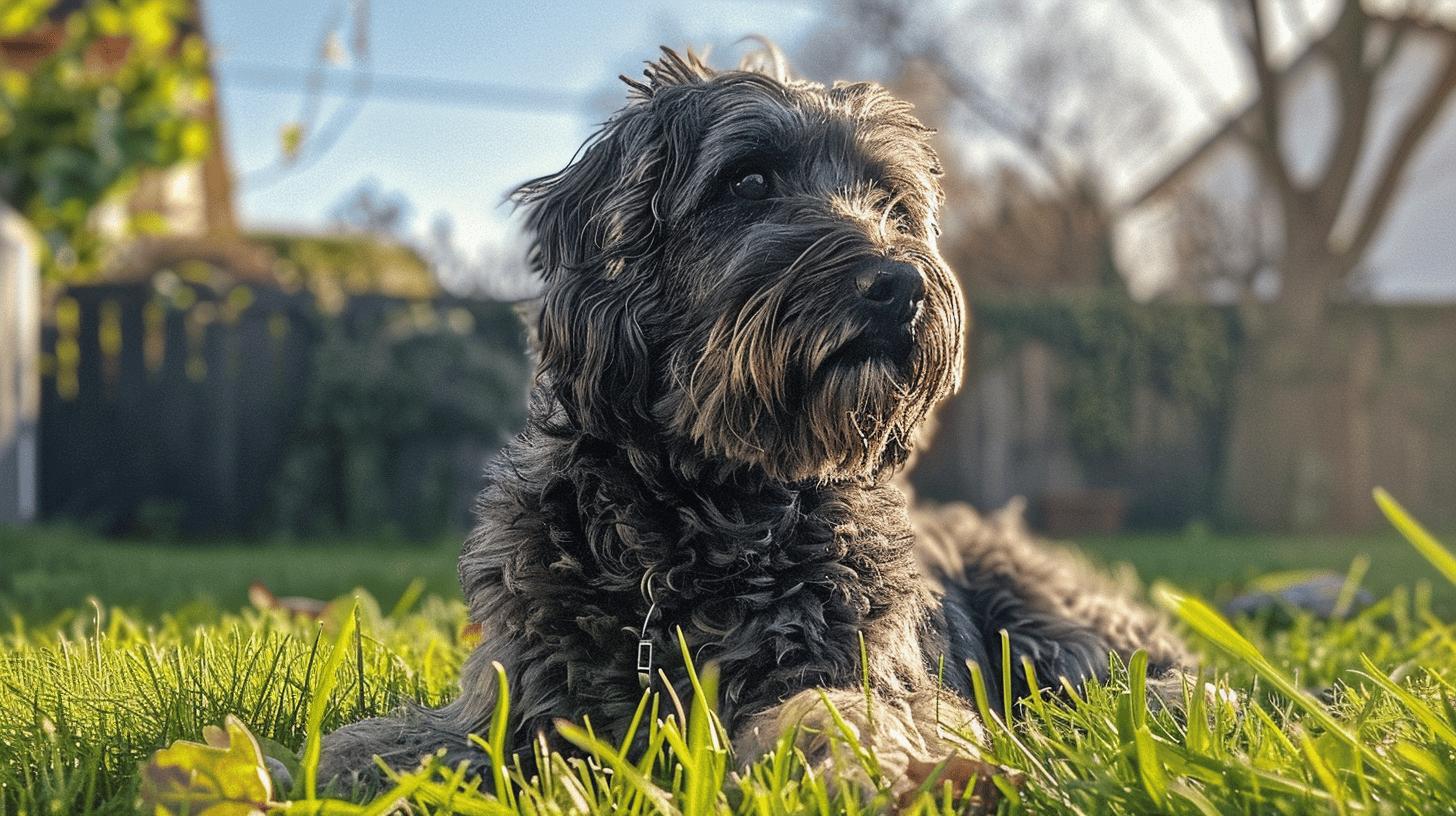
[3, 519, 1442, 621]
[3, 502, 1456, 814]
[0, 525, 460, 621]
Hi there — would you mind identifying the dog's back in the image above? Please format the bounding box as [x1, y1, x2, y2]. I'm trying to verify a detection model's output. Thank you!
[914, 496, 1188, 710]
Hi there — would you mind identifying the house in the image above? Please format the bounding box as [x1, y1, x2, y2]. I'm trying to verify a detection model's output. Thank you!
[1, 0, 246, 524]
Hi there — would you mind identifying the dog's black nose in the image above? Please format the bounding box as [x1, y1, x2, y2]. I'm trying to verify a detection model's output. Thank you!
[854, 261, 924, 320]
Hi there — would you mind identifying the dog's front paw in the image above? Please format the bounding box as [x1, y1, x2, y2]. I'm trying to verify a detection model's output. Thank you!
[736, 688, 988, 800]
[898, 755, 1023, 814]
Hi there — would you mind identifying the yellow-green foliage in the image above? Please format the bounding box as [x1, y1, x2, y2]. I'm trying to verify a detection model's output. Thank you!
[0, 0, 211, 280]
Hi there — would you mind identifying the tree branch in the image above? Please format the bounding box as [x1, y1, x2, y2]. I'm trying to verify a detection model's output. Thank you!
[1240, 0, 1300, 207]
[1277, 0, 1319, 47]
[1314, 3, 1376, 223]
[850, 0, 1079, 193]
[1344, 39, 1456, 262]
[1126, 0, 1228, 118]
[1366, 16, 1413, 72]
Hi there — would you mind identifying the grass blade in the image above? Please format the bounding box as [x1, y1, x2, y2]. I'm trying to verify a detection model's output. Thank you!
[299, 599, 359, 801]
[1374, 488, 1456, 587]
[487, 661, 515, 809]
[555, 720, 679, 816]
[1358, 655, 1456, 749]
[1156, 589, 1398, 779]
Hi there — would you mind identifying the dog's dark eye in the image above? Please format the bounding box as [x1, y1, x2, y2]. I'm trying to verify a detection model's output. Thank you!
[731, 172, 771, 201]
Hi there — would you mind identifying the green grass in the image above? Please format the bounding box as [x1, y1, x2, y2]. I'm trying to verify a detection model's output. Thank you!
[4, 523, 1445, 621]
[0, 525, 460, 621]
[4, 509, 1456, 814]
[1078, 527, 1456, 606]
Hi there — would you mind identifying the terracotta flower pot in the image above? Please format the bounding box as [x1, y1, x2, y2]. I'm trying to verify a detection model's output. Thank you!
[1039, 489, 1128, 537]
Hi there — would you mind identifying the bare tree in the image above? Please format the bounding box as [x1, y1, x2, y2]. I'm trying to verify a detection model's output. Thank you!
[830, 0, 1171, 294]
[832, 0, 1456, 312]
[1146, 0, 1456, 323]
[1133, 0, 1456, 528]
[853, 0, 1171, 190]
[328, 178, 412, 237]
[942, 168, 1121, 294]
[426, 214, 538, 301]
[1164, 182, 1280, 302]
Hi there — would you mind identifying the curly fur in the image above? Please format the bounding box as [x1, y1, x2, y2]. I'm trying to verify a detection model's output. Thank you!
[318, 47, 1188, 792]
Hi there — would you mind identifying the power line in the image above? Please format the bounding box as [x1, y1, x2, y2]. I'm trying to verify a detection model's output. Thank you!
[236, 0, 375, 191]
[220, 60, 591, 114]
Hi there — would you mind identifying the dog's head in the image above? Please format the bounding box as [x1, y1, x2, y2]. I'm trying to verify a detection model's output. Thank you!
[516, 48, 964, 483]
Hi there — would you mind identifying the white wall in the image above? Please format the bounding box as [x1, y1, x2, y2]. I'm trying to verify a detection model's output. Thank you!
[0, 204, 40, 524]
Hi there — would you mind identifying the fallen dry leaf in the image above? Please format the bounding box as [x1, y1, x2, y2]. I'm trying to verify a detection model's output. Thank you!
[248, 580, 329, 618]
[897, 754, 1024, 814]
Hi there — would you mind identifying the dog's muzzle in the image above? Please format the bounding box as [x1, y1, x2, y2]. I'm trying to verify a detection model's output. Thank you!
[853, 259, 924, 325]
[824, 258, 927, 367]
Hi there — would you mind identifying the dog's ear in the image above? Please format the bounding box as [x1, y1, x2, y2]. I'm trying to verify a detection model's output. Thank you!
[515, 48, 708, 278]
[532, 269, 653, 437]
[513, 101, 660, 280]
[512, 90, 686, 438]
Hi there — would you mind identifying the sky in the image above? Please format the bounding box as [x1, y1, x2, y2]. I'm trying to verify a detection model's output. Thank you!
[201, 0, 1455, 300]
[205, 0, 822, 255]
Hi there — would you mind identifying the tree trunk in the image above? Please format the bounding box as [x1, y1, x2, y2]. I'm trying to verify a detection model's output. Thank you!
[1220, 232, 1360, 531]
[1221, 326, 1334, 530]
[1276, 217, 1340, 330]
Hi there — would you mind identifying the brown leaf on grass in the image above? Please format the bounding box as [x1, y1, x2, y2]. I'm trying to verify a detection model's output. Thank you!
[138, 715, 273, 816]
[247, 580, 329, 618]
[896, 754, 1024, 814]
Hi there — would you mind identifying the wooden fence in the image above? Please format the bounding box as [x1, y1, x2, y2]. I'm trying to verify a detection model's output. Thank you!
[34, 266, 1456, 536]
[1220, 306, 1456, 531]
[912, 305, 1456, 532]
[39, 267, 527, 536]
[911, 340, 1225, 531]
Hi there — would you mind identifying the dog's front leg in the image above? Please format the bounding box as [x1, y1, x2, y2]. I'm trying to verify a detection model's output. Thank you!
[316, 648, 508, 797]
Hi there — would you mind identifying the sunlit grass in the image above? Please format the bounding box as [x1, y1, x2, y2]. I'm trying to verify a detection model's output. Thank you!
[3, 492, 1456, 814]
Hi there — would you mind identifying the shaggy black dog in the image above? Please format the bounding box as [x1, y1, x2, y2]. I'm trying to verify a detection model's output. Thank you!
[318, 47, 1188, 791]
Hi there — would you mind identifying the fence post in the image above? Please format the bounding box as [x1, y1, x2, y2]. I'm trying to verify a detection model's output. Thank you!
[0, 204, 40, 524]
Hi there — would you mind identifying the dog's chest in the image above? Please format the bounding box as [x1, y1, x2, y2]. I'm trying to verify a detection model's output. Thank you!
[540, 477, 923, 711]
[468, 444, 930, 731]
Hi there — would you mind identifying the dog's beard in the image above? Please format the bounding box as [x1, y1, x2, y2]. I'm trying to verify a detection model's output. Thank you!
[660, 246, 963, 484]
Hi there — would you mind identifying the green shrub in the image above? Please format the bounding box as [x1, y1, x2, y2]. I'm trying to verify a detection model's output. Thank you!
[0, 0, 211, 280]
[974, 294, 1241, 463]
[273, 307, 529, 538]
